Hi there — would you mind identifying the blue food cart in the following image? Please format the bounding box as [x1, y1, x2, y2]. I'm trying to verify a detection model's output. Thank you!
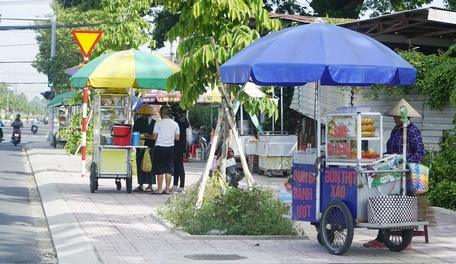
[291, 110, 428, 255]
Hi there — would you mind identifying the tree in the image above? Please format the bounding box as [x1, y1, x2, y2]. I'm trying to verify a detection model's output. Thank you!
[364, 47, 456, 123]
[149, 8, 179, 50]
[152, 0, 281, 206]
[33, 0, 158, 155]
[263, 0, 311, 15]
[33, 0, 154, 95]
[0, 84, 44, 117]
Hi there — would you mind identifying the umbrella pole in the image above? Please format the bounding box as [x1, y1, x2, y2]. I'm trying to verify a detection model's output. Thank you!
[316, 81, 322, 219]
[400, 105, 408, 196]
[81, 85, 89, 177]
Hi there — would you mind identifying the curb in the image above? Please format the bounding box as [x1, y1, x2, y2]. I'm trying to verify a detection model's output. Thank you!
[150, 212, 309, 240]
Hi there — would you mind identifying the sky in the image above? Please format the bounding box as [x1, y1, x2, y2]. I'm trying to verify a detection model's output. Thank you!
[0, 0, 447, 101]
[0, 0, 174, 101]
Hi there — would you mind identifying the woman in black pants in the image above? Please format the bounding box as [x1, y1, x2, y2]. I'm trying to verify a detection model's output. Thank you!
[170, 103, 189, 193]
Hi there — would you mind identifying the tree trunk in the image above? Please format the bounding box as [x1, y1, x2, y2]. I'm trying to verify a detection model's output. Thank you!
[196, 111, 224, 208]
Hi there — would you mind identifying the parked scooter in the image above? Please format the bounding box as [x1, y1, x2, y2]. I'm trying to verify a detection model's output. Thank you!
[211, 146, 244, 188]
[31, 125, 38, 134]
[224, 148, 244, 188]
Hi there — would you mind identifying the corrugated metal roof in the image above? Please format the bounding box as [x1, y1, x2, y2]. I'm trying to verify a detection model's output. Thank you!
[338, 7, 456, 55]
[272, 7, 456, 55]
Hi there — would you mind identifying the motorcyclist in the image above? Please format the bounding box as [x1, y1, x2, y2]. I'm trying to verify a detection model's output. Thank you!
[11, 114, 23, 129]
[31, 117, 39, 133]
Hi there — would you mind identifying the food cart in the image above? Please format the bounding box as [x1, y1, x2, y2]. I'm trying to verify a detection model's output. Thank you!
[68, 49, 180, 192]
[218, 22, 426, 256]
[89, 92, 147, 193]
[292, 108, 428, 255]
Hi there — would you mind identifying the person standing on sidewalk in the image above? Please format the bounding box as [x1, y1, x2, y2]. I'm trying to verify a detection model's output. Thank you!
[363, 99, 425, 250]
[132, 104, 156, 192]
[151, 105, 180, 194]
[170, 103, 190, 193]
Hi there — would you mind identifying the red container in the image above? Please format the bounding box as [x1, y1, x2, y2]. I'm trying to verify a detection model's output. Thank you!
[191, 144, 199, 158]
[111, 124, 132, 146]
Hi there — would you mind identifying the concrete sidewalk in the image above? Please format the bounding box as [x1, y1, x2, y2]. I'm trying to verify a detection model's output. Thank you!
[26, 142, 456, 264]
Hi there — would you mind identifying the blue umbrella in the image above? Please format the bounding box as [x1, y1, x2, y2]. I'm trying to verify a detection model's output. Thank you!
[219, 22, 417, 230]
[220, 22, 416, 86]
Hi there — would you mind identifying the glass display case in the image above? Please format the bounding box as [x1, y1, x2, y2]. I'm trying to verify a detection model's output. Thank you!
[93, 93, 131, 146]
[325, 112, 383, 167]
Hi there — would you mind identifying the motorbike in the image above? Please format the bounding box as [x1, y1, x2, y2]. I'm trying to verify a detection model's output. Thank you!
[11, 127, 21, 146]
[211, 146, 244, 188]
[31, 125, 38, 134]
[225, 148, 244, 188]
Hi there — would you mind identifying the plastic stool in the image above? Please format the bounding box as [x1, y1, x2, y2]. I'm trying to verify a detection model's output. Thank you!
[413, 225, 429, 243]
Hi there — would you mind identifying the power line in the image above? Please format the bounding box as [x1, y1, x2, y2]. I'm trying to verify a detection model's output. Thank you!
[7, 82, 48, 84]
[0, 61, 35, 63]
[0, 43, 37, 47]
[0, 23, 106, 31]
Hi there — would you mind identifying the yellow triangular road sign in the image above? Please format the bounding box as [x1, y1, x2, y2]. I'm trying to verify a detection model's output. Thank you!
[72, 30, 102, 58]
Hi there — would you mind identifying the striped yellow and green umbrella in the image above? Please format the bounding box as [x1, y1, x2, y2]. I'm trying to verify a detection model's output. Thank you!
[70, 49, 180, 89]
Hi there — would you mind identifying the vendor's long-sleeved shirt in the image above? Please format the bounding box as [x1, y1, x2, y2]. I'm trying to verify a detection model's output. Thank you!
[385, 122, 425, 163]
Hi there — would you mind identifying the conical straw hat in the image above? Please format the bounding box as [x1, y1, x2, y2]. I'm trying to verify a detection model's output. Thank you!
[384, 99, 421, 118]
[135, 104, 154, 115]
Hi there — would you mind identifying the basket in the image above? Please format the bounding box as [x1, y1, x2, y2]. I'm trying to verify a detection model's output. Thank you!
[367, 196, 418, 224]
[408, 163, 430, 195]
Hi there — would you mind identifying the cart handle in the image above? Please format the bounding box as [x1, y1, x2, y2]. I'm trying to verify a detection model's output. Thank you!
[357, 169, 409, 174]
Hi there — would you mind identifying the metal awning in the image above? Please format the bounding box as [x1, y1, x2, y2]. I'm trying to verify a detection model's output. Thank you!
[339, 7, 456, 54]
[272, 7, 456, 55]
[47, 91, 81, 108]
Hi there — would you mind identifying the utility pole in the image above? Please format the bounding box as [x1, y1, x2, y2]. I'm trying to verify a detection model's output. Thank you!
[0, 16, 56, 141]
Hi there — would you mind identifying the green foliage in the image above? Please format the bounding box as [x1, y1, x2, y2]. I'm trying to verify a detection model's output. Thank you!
[365, 49, 456, 123]
[311, 0, 364, 18]
[188, 104, 215, 130]
[153, 0, 281, 112]
[34, 0, 154, 96]
[263, 0, 310, 15]
[157, 176, 303, 235]
[421, 128, 456, 210]
[58, 112, 93, 155]
[0, 84, 46, 116]
[362, 0, 432, 18]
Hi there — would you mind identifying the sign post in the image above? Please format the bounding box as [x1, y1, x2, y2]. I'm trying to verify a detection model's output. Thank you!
[72, 30, 102, 177]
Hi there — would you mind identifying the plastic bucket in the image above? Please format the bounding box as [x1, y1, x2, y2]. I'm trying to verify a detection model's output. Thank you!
[196, 148, 202, 160]
[131, 131, 140, 146]
[111, 124, 132, 146]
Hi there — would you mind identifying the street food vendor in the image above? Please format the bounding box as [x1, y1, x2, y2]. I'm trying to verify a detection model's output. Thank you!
[364, 98, 425, 249]
[132, 104, 156, 192]
[383, 99, 425, 163]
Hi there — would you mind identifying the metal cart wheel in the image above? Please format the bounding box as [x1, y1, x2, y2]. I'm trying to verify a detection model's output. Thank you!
[320, 200, 354, 255]
[116, 179, 122, 191]
[316, 225, 335, 246]
[379, 228, 414, 252]
[90, 162, 98, 193]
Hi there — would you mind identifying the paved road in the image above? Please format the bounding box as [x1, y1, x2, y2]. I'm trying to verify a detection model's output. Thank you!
[25, 141, 456, 264]
[0, 125, 56, 263]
